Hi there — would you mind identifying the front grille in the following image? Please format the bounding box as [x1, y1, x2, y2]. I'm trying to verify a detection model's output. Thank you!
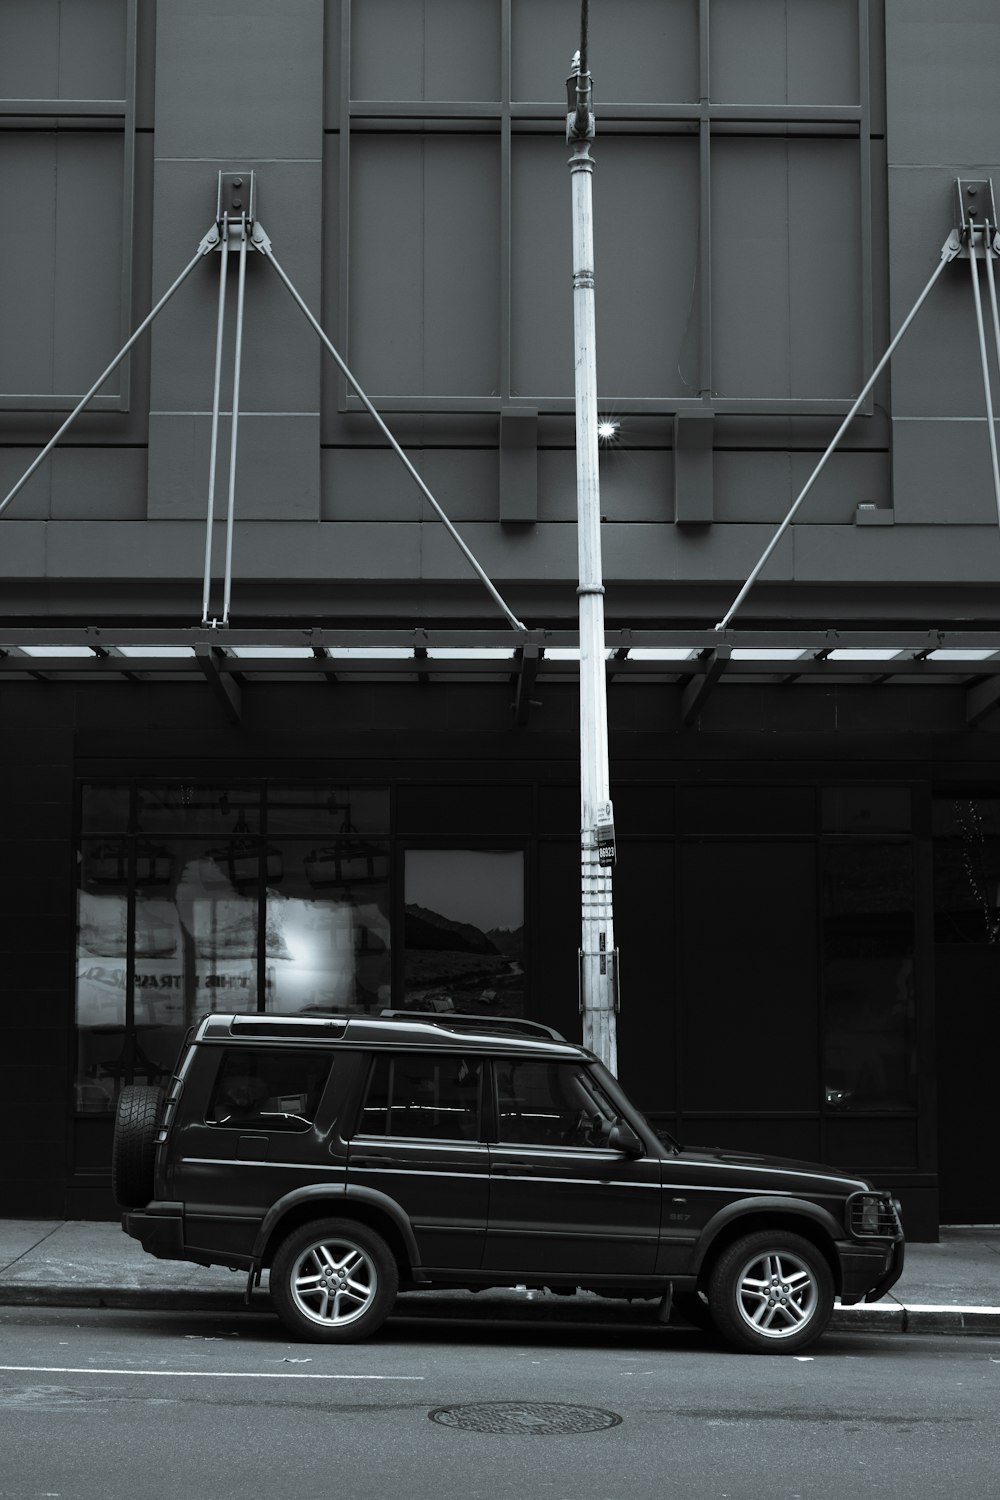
[848, 1193, 901, 1238]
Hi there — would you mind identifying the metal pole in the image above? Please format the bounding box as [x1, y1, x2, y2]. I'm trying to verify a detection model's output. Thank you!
[202, 221, 230, 624]
[568, 24, 617, 1073]
[968, 228, 1000, 528]
[257, 233, 527, 634]
[982, 223, 1000, 529]
[714, 242, 958, 633]
[982, 223, 1000, 375]
[1, 232, 218, 520]
[222, 218, 249, 624]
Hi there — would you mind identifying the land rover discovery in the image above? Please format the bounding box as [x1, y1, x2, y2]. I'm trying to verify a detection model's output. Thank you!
[114, 1012, 904, 1354]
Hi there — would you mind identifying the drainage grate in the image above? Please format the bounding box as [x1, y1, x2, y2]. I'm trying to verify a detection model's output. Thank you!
[429, 1401, 622, 1435]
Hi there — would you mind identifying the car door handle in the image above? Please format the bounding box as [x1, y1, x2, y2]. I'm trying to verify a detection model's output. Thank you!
[352, 1156, 409, 1169]
[492, 1163, 527, 1175]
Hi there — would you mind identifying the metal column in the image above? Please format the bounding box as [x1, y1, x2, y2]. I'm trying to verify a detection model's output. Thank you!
[567, 7, 618, 1073]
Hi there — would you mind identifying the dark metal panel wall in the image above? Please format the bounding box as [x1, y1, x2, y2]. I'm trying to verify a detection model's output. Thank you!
[0, 0, 128, 100]
[886, 0, 1000, 531]
[145, 0, 325, 525]
[348, 134, 501, 398]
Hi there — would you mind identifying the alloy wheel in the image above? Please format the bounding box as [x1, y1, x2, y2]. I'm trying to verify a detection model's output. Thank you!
[289, 1236, 378, 1328]
[733, 1247, 819, 1339]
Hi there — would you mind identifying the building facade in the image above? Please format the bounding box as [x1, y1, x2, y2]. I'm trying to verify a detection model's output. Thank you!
[2, 0, 1000, 1238]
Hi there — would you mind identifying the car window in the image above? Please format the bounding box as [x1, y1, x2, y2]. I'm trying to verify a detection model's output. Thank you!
[206, 1048, 331, 1132]
[357, 1052, 482, 1142]
[494, 1059, 618, 1148]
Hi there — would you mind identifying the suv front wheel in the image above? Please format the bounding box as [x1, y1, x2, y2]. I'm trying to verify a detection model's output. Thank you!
[707, 1229, 834, 1354]
[270, 1219, 399, 1343]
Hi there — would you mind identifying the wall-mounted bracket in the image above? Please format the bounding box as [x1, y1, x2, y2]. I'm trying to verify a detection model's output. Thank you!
[955, 177, 1000, 253]
[216, 171, 256, 247]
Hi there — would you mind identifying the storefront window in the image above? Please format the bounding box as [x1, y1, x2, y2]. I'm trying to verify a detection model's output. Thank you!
[822, 842, 916, 1111]
[75, 782, 391, 1111]
[402, 848, 525, 1016]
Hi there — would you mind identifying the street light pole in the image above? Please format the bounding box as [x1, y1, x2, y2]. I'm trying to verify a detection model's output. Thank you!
[567, 6, 618, 1073]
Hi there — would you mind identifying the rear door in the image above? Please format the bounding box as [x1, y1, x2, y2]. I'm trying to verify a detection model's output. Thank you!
[346, 1049, 489, 1272]
[169, 1044, 339, 1260]
[483, 1057, 661, 1278]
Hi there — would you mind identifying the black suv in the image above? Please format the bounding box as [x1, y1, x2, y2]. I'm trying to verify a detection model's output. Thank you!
[114, 1012, 904, 1354]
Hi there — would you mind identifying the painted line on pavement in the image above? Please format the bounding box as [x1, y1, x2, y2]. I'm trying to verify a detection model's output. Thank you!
[0, 1365, 423, 1381]
[898, 1305, 1000, 1314]
[855, 1304, 1000, 1316]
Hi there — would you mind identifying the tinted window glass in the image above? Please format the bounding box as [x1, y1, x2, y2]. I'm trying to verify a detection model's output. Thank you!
[358, 1053, 482, 1141]
[822, 843, 916, 1110]
[494, 1060, 617, 1148]
[206, 1049, 331, 1132]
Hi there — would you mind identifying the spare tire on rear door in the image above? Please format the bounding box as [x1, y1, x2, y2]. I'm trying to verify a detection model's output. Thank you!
[111, 1085, 165, 1208]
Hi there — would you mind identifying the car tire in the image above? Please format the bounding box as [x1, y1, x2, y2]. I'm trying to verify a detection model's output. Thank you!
[111, 1085, 165, 1209]
[707, 1230, 834, 1355]
[270, 1218, 399, 1343]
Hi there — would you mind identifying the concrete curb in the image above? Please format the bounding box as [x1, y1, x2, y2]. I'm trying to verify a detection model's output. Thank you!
[1, 1285, 998, 1334]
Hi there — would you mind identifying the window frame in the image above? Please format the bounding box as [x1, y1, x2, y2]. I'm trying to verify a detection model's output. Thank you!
[334, 0, 875, 417]
[0, 0, 138, 411]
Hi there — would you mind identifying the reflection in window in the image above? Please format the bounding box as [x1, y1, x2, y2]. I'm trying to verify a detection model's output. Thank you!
[933, 798, 1000, 944]
[822, 843, 916, 1111]
[358, 1053, 482, 1141]
[265, 842, 390, 1015]
[136, 784, 261, 834]
[76, 838, 261, 1110]
[403, 849, 524, 1017]
[266, 786, 390, 836]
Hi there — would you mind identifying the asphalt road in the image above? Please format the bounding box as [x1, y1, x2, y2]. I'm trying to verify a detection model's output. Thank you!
[1, 1306, 998, 1500]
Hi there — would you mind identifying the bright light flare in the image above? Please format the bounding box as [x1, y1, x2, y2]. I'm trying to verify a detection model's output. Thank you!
[597, 419, 620, 443]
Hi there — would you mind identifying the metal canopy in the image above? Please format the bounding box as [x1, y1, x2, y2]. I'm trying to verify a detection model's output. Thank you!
[5, 626, 1000, 728]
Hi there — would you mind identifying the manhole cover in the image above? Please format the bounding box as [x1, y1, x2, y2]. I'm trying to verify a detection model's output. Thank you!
[429, 1401, 622, 1435]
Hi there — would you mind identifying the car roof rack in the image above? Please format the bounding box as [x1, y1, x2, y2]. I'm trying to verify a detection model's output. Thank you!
[378, 1009, 566, 1043]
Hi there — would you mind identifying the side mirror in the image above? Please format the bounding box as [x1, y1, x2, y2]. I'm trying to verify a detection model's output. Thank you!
[608, 1120, 643, 1157]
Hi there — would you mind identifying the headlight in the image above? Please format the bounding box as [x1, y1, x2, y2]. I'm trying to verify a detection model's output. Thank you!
[848, 1191, 895, 1236]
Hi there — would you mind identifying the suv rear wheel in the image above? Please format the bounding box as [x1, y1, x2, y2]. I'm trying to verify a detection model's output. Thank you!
[707, 1229, 834, 1354]
[270, 1219, 399, 1343]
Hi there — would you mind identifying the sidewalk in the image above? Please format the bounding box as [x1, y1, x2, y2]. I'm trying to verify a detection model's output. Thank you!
[1, 1220, 999, 1335]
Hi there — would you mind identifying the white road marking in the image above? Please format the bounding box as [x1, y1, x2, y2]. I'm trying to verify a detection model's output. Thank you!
[0, 1365, 422, 1381]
